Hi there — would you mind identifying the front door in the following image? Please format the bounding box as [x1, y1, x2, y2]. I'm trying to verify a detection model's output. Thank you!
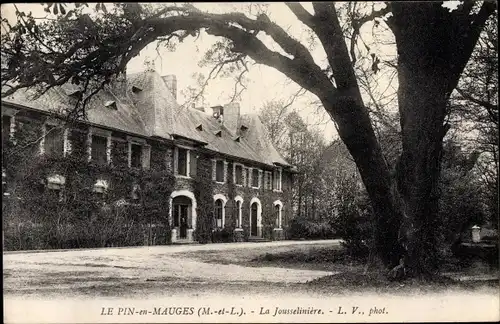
[250, 202, 258, 236]
[179, 205, 188, 239]
[173, 203, 189, 239]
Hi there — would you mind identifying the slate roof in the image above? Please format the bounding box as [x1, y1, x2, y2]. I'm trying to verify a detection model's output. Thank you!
[2, 70, 291, 168]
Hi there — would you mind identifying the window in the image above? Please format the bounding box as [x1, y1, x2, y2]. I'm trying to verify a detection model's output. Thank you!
[235, 199, 242, 228]
[128, 139, 150, 169]
[214, 199, 224, 228]
[43, 125, 65, 157]
[274, 204, 281, 228]
[88, 128, 111, 164]
[177, 147, 188, 176]
[265, 171, 272, 190]
[215, 160, 224, 182]
[273, 168, 282, 191]
[234, 164, 243, 185]
[251, 168, 260, 188]
[130, 143, 142, 168]
[91, 135, 108, 165]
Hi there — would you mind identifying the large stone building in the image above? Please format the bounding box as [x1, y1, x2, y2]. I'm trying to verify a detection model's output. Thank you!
[1, 70, 295, 247]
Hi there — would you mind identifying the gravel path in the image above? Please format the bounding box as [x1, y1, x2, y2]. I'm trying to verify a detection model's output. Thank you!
[3, 240, 341, 297]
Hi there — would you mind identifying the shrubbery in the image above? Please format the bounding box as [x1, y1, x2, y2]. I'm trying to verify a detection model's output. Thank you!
[287, 217, 336, 240]
[330, 192, 373, 259]
[211, 227, 234, 243]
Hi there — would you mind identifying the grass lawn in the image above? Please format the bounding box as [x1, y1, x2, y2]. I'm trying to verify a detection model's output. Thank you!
[178, 243, 499, 295]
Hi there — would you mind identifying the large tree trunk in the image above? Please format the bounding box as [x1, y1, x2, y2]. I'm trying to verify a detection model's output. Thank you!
[395, 65, 448, 277]
[391, 4, 452, 277]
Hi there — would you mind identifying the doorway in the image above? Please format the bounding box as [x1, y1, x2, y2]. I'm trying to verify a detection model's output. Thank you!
[250, 202, 258, 236]
[173, 196, 192, 239]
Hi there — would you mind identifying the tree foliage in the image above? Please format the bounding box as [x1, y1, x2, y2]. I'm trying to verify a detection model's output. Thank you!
[2, 2, 497, 277]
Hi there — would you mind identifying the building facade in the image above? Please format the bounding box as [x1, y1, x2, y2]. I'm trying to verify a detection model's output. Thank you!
[1, 70, 295, 248]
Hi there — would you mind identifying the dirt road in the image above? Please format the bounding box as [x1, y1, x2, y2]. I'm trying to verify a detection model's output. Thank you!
[3, 240, 341, 298]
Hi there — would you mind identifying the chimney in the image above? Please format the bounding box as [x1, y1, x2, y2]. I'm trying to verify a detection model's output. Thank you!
[223, 102, 240, 136]
[211, 105, 224, 126]
[162, 74, 177, 100]
[110, 72, 127, 97]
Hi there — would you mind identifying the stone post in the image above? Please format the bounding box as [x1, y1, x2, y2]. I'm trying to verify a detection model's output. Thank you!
[187, 229, 194, 242]
[171, 228, 177, 243]
[471, 225, 481, 243]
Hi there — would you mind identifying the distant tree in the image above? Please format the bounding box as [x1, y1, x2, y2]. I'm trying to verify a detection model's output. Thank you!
[258, 103, 327, 221]
[451, 16, 498, 225]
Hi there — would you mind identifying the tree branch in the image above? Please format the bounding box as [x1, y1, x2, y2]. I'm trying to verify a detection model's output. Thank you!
[456, 87, 498, 124]
[285, 3, 315, 28]
[447, 0, 497, 94]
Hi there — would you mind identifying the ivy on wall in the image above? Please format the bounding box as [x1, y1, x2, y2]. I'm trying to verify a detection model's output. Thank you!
[2, 116, 175, 251]
[2, 110, 294, 250]
[193, 152, 214, 243]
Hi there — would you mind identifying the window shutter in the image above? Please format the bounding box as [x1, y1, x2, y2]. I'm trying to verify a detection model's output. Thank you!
[223, 161, 228, 183]
[190, 152, 197, 178]
[142, 145, 151, 169]
[212, 159, 216, 181]
[173, 148, 178, 174]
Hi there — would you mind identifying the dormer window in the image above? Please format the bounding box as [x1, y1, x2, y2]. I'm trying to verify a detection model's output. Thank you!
[240, 125, 248, 132]
[104, 100, 117, 110]
[213, 130, 222, 137]
[65, 88, 83, 99]
[196, 124, 203, 131]
[233, 136, 240, 142]
[132, 85, 142, 93]
[68, 90, 82, 99]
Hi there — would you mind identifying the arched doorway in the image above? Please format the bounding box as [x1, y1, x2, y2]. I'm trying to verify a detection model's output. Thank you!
[249, 197, 262, 237]
[213, 194, 228, 229]
[234, 195, 243, 229]
[172, 195, 191, 239]
[250, 202, 258, 236]
[169, 190, 197, 242]
[273, 200, 283, 229]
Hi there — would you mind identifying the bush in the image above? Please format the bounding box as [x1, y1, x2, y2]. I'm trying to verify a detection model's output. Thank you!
[211, 227, 234, 243]
[330, 193, 373, 259]
[287, 217, 336, 240]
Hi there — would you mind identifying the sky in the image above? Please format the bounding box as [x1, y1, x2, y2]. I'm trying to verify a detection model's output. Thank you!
[0, 2, 463, 143]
